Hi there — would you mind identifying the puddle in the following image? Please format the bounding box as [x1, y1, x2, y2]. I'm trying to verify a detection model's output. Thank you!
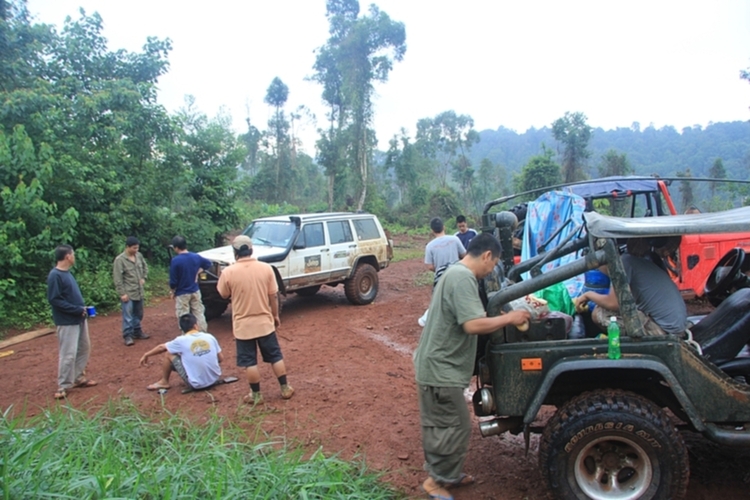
[362, 330, 413, 356]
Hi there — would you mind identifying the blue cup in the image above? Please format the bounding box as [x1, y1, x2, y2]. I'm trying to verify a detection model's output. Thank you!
[86, 306, 96, 317]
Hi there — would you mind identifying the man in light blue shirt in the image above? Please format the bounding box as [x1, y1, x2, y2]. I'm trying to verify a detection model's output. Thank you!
[425, 217, 465, 275]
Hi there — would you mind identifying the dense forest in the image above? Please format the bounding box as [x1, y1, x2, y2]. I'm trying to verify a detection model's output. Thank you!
[1, 0, 749, 329]
[471, 121, 750, 179]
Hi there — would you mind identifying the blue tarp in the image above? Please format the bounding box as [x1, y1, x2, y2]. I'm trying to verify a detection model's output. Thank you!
[565, 176, 661, 199]
[521, 191, 587, 298]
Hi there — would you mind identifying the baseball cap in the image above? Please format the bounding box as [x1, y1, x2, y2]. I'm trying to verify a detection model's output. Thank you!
[232, 235, 253, 251]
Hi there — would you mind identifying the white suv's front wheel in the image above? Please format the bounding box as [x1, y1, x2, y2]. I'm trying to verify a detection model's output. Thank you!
[344, 263, 379, 305]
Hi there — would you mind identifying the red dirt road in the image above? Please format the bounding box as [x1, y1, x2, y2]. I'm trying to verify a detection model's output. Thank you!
[1, 248, 749, 499]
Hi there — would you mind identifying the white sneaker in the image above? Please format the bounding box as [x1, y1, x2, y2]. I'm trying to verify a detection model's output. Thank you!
[418, 309, 429, 327]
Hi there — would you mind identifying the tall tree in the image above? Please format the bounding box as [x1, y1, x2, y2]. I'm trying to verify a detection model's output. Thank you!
[312, 0, 406, 210]
[514, 146, 562, 197]
[174, 98, 244, 246]
[598, 149, 633, 178]
[239, 117, 261, 176]
[384, 129, 431, 207]
[677, 168, 695, 212]
[552, 111, 592, 183]
[415, 110, 479, 191]
[473, 158, 509, 214]
[263, 77, 292, 202]
[708, 157, 726, 198]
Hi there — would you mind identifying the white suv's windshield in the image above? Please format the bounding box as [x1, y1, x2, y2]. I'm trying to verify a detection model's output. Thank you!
[243, 220, 296, 247]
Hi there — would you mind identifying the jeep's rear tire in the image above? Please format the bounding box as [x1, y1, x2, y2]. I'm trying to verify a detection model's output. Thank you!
[344, 263, 379, 305]
[539, 389, 689, 500]
[296, 285, 321, 297]
[204, 301, 228, 321]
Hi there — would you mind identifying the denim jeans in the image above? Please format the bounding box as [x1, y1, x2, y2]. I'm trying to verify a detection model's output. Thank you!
[121, 299, 144, 337]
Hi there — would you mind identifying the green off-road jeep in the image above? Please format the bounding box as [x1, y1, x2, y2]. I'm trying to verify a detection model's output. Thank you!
[473, 206, 750, 500]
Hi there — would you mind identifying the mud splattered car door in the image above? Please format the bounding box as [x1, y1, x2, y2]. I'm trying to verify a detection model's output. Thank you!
[288, 222, 331, 288]
[327, 219, 356, 281]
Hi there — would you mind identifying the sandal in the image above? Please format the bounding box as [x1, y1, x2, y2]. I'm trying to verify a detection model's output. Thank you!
[54, 389, 67, 400]
[73, 378, 98, 388]
[419, 485, 453, 500]
[447, 473, 475, 489]
[147, 383, 170, 391]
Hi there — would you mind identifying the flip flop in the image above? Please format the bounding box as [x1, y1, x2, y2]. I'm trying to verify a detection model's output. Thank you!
[147, 383, 170, 391]
[420, 485, 453, 500]
[73, 378, 98, 388]
[447, 473, 475, 489]
[181, 376, 240, 394]
[54, 389, 67, 400]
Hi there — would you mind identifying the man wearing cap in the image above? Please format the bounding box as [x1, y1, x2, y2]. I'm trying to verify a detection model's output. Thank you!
[217, 235, 294, 404]
[113, 236, 150, 346]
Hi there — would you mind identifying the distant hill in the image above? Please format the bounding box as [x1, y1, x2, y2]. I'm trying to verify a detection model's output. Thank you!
[471, 121, 750, 179]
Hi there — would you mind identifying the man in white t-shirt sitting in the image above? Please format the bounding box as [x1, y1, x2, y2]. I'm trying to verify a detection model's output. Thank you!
[140, 313, 224, 391]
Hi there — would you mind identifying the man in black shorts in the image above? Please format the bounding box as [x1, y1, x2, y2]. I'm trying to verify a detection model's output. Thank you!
[217, 235, 293, 404]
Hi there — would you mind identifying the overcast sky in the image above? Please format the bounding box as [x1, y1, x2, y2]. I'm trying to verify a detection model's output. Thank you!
[27, 0, 750, 154]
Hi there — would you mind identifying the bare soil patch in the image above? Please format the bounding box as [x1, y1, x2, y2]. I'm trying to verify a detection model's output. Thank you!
[1, 236, 749, 499]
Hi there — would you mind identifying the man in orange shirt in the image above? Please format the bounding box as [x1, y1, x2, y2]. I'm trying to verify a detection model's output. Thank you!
[217, 235, 294, 404]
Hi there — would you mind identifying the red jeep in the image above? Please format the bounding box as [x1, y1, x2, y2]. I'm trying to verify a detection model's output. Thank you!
[485, 176, 750, 304]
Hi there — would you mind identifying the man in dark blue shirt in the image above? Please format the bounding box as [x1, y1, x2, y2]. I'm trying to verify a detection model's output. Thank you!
[169, 236, 211, 331]
[454, 215, 478, 250]
[47, 245, 98, 399]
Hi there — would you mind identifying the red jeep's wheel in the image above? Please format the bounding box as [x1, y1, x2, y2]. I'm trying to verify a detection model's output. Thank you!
[539, 389, 689, 500]
[344, 263, 379, 305]
[705, 248, 746, 306]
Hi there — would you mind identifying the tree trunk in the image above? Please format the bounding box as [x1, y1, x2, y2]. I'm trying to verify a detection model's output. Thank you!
[357, 129, 367, 211]
[328, 175, 334, 211]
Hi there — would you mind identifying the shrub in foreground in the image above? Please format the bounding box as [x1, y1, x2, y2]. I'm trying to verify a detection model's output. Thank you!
[0, 404, 400, 499]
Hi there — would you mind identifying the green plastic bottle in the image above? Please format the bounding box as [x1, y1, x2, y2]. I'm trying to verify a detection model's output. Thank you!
[608, 316, 621, 360]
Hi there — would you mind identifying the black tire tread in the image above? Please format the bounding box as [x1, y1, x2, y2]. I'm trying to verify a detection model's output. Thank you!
[204, 302, 228, 321]
[344, 263, 379, 305]
[539, 389, 689, 500]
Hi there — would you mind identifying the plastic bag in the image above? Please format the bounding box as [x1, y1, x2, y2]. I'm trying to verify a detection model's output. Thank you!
[536, 282, 575, 316]
[507, 294, 550, 320]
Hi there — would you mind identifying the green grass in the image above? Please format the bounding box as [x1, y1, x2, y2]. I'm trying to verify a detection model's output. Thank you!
[392, 247, 424, 263]
[389, 231, 428, 264]
[0, 402, 401, 500]
[413, 271, 434, 287]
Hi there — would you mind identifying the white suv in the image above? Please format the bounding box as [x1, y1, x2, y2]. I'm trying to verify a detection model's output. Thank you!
[197, 212, 393, 319]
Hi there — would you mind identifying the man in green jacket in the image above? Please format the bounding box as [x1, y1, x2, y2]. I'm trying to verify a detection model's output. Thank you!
[113, 236, 149, 346]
